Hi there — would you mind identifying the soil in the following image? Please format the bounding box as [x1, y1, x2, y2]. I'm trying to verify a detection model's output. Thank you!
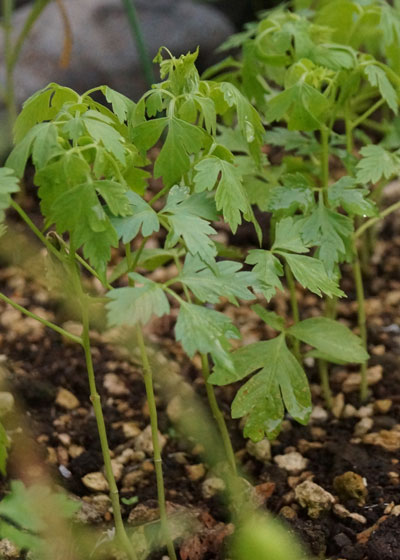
[0, 185, 400, 560]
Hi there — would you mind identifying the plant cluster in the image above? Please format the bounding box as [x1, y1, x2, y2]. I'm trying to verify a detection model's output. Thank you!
[0, 1, 399, 558]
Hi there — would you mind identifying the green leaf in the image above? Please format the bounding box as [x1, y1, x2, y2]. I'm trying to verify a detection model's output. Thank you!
[83, 116, 126, 164]
[282, 253, 344, 297]
[209, 334, 312, 441]
[50, 182, 118, 272]
[218, 82, 264, 162]
[272, 217, 309, 253]
[130, 117, 168, 152]
[194, 156, 252, 232]
[13, 83, 78, 142]
[265, 128, 319, 156]
[106, 273, 170, 326]
[0, 168, 19, 221]
[265, 82, 329, 131]
[300, 203, 353, 272]
[288, 317, 369, 363]
[0, 481, 80, 556]
[0, 421, 9, 476]
[153, 117, 208, 187]
[175, 302, 240, 370]
[104, 86, 135, 123]
[94, 180, 132, 216]
[111, 191, 159, 243]
[356, 145, 400, 184]
[180, 254, 255, 305]
[364, 64, 398, 114]
[246, 250, 283, 301]
[162, 186, 217, 263]
[328, 176, 377, 217]
[251, 304, 285, 332]
[268, 173, 315, 215]
[31, 123, 60, 169]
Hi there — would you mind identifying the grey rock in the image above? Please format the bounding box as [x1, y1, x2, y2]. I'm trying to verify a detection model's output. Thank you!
[295, 480, 335, 519]
[0, 0, 234, 107]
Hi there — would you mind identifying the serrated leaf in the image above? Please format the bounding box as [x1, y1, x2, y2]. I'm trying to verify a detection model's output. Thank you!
[265, 128, 319, 155]
[153, 117, 208, 187]
[175, 302, 240, 370]
[246, 249, 284, 301]
[180, 254, 255, 305]
[356, 145, 400, 184]
[83, 116, 126, 164]
[288, 317, 369, 363]
[364, 64, 398, 114]
[251, 304, 285, 332]
[209, 334, 311, 441]
[282, 253, 344, 297]
[266, 82, 329, 131]
[194, 156, 252, 232]
[94, 180, 131, 217]
[268, 173, 315, 215]
[111, 191, 159, 243]
[272, 217, 309, 253]
[162, 187, 217, 263]
[300, 203, 353, 272]
[107, 273, 170, 326]
[104, 86, 135, 123]
[0, 168, 19, 218]
[328, 176, 377, 217]
[31, 122, 61, 169]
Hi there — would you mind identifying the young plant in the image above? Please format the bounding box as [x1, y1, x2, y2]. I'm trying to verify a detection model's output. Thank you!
[0, 47, 268, 557]
[206, 0, 400, 403]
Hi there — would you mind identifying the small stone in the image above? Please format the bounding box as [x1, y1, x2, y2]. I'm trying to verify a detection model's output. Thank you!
[333, 503, 367, 524]
[81, 472, 109, 492]
[111, 460, 124, 482]
[332, 393, 345, 418]
[354, 417, 373, 437]
[295, 480, 335, 518]
[61, 321, 83, 344]
[310, 405, 328, 422]
[134, 425, 166, 455]
[372, 344, 385, 356]
[201, 477, 226, 499]
[57, 433, 71, 447]
[374, 399, 392, 414]
[333, 472, 367, 505]
[298, 439, 323, 454]
[246, 439, 271, 463]
[103, 373, 129, 396]
[170, 452, 188, 465]
[280, 506, 297, 520]
[310, 427, 327, 440]
[274, 452, 308, 473]
[350, 513, 367, 524]
[122, 422, 141, 439]
[343, 404, 358, 418]
[0, 538, 19, 558]
[342, 365, 383, 393]
[363, 429, 400, 452]
[69, 444, 85, 459]
[55, 388, 79, 410]
[141, 461, 154, 473]
[122, 470, 145, 490]
[75, 495, 111, 524]
[116, 448, 142, 465]
[392, 505, 400, 516]
[356, 405, 374, 418]
[185, 463, 206, 481]
[46, 446, 57, 465]
[0, 392, 14, 417]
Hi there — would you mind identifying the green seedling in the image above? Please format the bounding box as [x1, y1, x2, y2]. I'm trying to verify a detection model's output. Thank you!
[206, 0, 400, 402]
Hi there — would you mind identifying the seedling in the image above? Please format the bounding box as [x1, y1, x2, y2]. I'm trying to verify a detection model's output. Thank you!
[206, 0, 400, 402]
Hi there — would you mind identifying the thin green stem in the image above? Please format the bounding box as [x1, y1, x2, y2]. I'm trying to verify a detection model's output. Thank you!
[320, 126, 330, 193]
[285, 263, 300, 361]
[149, 184, 171, 206]
[136, 326, 177, 560]
[0, 291, 82, 344]
[354, 199, 400, 239]
[120, 0, 155, 87]
[345, 103, 354, 154]
[7, 0, 52, 72]
[318, 359, 333, 409]
[2, 0, 17, 136]
[80, 301, 136, 559]
[352, 242, 368, 402]
[200, 354, 237, 475]
[351, 98, 385, 130]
